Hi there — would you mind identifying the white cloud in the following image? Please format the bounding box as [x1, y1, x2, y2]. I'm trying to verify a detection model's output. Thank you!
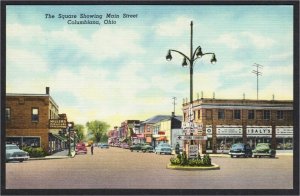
[216, 33, 241, 49]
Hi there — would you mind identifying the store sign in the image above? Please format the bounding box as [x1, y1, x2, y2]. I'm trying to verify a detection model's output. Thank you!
[217, 125, 242, 135]
[206, 125, 212, 138]
[188, 145, 198, 158]
[177, 135, 207, 140]
[246, 126, 272, 137]
[49, 119, 67, 129]
[182, 122, 202, 134]
[276, 126, 293, 138]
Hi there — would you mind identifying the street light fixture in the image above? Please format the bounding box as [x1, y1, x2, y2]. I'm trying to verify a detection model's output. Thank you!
[166, 20, 216, 152]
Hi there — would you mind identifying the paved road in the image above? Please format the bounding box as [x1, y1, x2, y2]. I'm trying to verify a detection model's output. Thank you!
[6, 147, 293, 190]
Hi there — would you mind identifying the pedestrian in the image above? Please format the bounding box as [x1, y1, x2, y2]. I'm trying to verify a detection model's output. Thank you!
[91, 144, 94, 155]
[175, 142, 180, 155]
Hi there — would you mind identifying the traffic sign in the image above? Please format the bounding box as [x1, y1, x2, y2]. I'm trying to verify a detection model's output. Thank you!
[177, 135, 207, 140]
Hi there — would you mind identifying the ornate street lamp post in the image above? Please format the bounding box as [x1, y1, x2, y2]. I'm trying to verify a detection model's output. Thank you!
[166, 21, 216, 153]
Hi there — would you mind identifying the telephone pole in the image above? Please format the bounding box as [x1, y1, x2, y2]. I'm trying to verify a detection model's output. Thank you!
[252, 63, 263, 100]
[172, 97, 177, 115]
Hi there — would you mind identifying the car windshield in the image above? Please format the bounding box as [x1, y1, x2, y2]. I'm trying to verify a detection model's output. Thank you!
[257, 143, 269, 147]
[6, 145, 20, 150]
[232, 144, 243, 148]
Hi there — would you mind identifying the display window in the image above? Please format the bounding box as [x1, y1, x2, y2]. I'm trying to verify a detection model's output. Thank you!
[6, 136, 41, 148]
[276, 138, 293, 150]
[216, 137, 243, 152]
[247, 137, 271, 149]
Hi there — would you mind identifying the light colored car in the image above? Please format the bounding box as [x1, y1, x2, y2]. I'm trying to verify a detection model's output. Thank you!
[6, 144, 30, 162]
[155, 143, 172, 155]
[98, 143, 109, 149]
[252, 143, 276, 158]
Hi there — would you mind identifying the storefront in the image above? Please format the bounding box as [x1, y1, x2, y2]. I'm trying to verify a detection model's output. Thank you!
[246, 126, 272, 149]
[6, 136, 41, 148]
[216, 125, 243, 153]
[276, 126, 293, 152]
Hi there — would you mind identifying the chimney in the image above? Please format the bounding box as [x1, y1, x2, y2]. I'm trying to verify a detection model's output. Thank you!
[46, 87, 50, 95]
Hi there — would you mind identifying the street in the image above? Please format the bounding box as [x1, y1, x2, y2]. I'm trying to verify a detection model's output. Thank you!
[6, 147, 293, 190]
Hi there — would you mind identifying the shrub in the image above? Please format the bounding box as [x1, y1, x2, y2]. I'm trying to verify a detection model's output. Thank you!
[22, 147, 46, 157]
[180, 151, 188, 166]
[202, 154, 212, 166]
[170, 157, 181, 165]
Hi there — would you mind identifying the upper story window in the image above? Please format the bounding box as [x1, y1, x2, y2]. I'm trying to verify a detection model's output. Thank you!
[198, 110, 200, 120]
[234, 110, 241, 119]
[263, 110, 271, 120]
[248, 110, 255, 120]
[277, 110, 284, 120]
[5, 108, 11, 121]
[32, 108, 39, 122]
[218, 109, 225, 120]
[206, 109, 212, 120]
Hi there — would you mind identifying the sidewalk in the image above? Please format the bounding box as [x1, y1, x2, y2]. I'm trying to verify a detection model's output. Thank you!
[29, 149, 75, 160]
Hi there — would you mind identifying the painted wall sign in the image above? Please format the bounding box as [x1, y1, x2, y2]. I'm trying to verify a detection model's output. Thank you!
[216, 125, 243, 136]
[276, 126, 293, 138]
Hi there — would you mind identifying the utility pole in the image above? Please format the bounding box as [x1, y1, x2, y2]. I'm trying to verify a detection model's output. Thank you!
[252, 63, 263, 100]
[172, 97, 177, 115]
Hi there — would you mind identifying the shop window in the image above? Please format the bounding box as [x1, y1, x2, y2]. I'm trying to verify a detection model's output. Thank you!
[263, 110, 270, 120]
[277, 111, 284, 120]
[218, 109, 225, 120]
[248, 110, 255, 120]
[234, 110, 241, 119]
[5, 108, 11, 121]
[32, 108, 39, 122]
[23, 137, 41, 147]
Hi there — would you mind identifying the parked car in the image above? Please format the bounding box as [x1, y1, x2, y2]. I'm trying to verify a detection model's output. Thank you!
[6, 144, 30, 162]
[155, 143, 172, 155]
[130, 143, 144, 152]
[252, 143, 276, 158]
[120, 143, 130, 149]
[141, 144, 154, 153]
[98, 143, 109, 149]
[229, 143, 252, 158]
[75, 143, 87, 154]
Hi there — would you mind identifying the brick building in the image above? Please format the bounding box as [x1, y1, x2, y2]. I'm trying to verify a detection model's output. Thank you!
[182, 98, 293, 153]
[5, 87, 68, 154]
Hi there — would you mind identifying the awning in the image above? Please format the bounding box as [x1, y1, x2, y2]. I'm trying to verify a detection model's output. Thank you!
[51, 134, 67, 142]
[157, 136, 167, 141]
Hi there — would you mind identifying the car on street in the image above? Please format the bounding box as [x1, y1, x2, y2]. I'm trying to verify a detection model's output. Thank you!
[6, 144, 30, 162]
[155, 143, 172, 155]
[229, 143, 252, 158]
[98, 143, 109, 149]
[130, 143, 145, 152]
[252, 143, 276, 158]
[141, 144, 154, 153]
[120, 143, 130, 149]
[75, 143, 87, 154]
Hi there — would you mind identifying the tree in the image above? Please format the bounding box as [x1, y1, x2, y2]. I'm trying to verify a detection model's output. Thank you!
[74, 124, 85, 142]
[86, 120, 110, 143]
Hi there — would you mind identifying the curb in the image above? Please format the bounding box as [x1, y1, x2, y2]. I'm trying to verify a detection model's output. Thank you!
[29, 151, 76, 160]
[166, 163, 220, 170]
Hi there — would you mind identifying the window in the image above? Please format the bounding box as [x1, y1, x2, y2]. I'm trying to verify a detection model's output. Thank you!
[263, 110, 270, 120]
[234, 110, 241, 119]
[218, 109, 225, 120]
[277, 111, 284, 120]
[32, 108, 39, 122]
[248, 110, 255, 120]
[198, 110, 200, 120]
[5, 108, 11, 121]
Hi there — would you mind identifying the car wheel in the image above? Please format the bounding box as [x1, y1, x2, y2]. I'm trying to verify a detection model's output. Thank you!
[230, 155, 233, 158]
[130, 149, 133, 152]
[19, 160, 24, 162]
[142, 150, 145, 153]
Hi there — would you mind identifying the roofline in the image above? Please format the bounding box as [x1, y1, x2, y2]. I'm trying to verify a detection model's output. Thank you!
[6, 93, 59, 109]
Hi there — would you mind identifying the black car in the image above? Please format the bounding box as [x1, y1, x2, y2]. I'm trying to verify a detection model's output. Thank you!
[229, 143, 252, 158]
[130, 143, 144, 152]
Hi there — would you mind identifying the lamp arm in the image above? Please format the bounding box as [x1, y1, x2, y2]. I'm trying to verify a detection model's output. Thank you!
[193, 52, 215, 62]
[169, 49, 191, 62]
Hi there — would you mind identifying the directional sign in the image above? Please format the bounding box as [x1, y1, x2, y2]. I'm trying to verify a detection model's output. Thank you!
[177, 135, 207, 140]
[189, 145, 198, 158]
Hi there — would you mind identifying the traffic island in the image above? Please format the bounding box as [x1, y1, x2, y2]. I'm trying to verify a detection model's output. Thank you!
[166, 163, 220, 170]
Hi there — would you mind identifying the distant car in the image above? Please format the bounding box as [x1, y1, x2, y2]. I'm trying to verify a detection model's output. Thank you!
[155, 143, 172, 155]
[99, 143, 109, 149]
[6, 144, 30, 162]
[141, 144, 154, 153]
[75, 143, 87, 154]
[120, 143, 130, 149]
[130, 143, 144, 152]
[252, 143, 276, 158]
[229, 143, 252, 158]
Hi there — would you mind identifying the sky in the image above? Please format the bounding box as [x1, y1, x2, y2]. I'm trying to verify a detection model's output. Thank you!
[6, 5, 294, 128]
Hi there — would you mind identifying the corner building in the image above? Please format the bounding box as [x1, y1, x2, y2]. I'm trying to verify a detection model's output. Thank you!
[182, 98, 293, 154]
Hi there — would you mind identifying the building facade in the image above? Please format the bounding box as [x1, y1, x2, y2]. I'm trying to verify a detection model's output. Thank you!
[5, 87, 68, 154]
[182, 98, 293, 153]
